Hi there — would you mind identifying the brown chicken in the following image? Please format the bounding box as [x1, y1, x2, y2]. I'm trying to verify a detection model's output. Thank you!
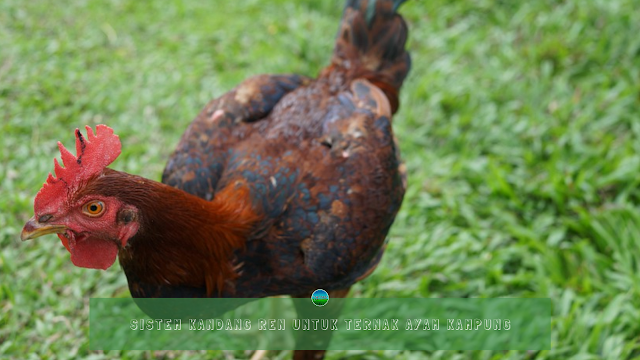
[22, 0, 410, 358]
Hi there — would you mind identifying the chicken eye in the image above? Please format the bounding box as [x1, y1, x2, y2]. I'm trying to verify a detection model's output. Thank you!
[83, 201, 105, 217]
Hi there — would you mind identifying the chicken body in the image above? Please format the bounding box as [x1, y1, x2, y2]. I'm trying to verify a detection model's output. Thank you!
[122, 0, 412, 299]
[152, 74, 405, 298]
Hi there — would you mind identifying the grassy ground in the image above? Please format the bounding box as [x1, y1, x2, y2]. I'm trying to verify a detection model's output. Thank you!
[1, 0, 640, 359]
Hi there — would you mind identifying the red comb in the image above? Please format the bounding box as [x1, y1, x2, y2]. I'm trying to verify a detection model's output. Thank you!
[34, 125, 121, 213]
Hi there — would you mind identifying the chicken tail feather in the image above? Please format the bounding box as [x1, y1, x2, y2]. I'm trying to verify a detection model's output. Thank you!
[327, 0, 411, 113]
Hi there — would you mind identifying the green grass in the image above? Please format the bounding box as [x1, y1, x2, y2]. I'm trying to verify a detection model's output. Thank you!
[2, 0, 640, 359]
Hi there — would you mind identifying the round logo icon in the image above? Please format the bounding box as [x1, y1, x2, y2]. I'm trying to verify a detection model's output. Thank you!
[311, 289, 329, 307]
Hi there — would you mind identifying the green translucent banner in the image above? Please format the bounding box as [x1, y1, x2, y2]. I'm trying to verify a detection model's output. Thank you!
[90, 298, 550, 350]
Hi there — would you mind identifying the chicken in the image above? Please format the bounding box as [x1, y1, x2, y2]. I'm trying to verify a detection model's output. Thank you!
[22, 0, 410, 358]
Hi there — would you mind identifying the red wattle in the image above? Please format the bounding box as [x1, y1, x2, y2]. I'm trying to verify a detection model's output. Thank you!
[58, 233, 118, 270]
[58, 234, 71, 252]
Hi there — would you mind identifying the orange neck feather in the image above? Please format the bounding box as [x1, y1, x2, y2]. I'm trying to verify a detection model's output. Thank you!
[87, 169, 260, 296]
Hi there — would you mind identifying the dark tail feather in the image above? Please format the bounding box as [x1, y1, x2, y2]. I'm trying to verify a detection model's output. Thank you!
[330, 0, 411, 113]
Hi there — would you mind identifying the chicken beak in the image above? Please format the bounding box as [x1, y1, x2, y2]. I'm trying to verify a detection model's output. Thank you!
[21, 216, 68, 241]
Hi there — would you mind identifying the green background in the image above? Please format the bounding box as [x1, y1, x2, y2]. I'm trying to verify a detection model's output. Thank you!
[1, 0, 640, 359]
